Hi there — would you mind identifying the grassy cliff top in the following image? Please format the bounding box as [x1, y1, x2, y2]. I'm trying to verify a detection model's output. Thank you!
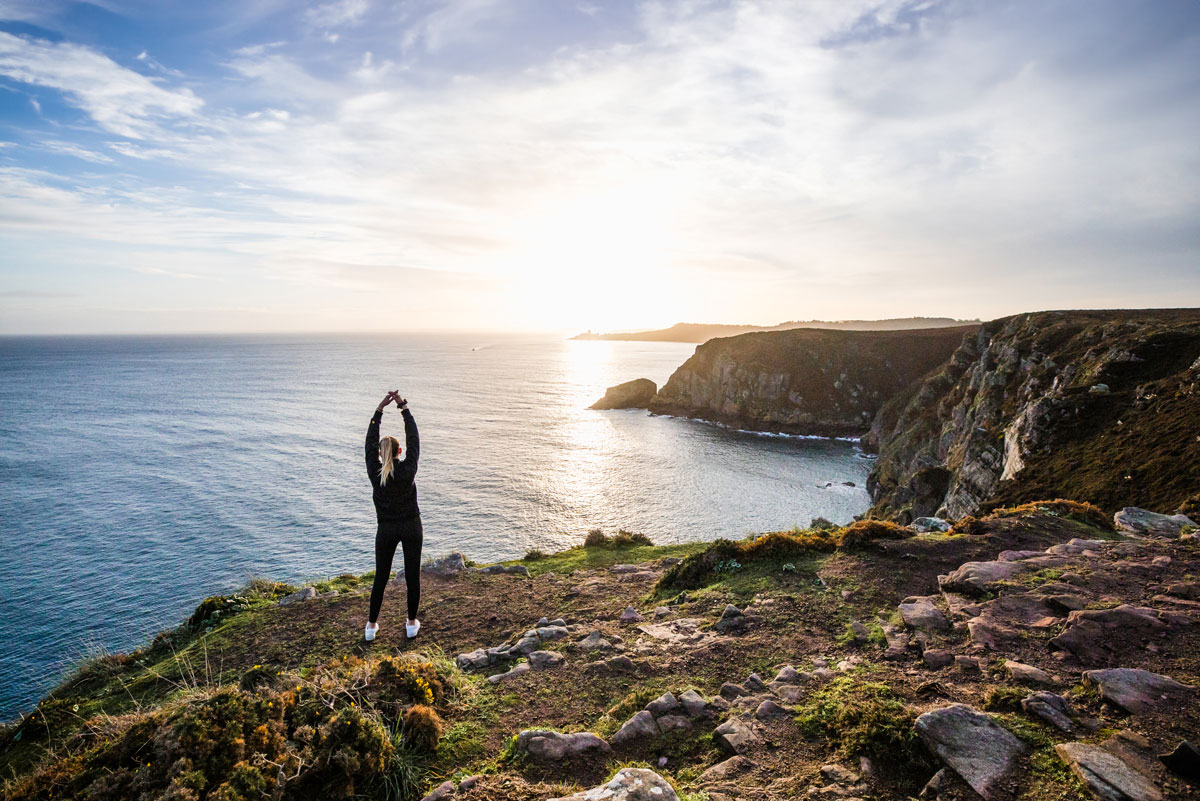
[3, 507, 1198, 801]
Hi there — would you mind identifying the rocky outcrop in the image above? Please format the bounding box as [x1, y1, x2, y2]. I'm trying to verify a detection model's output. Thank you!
[647, 325, 974, 437]
[590, 378, 658, 410]
[866, 310, 1200, 522]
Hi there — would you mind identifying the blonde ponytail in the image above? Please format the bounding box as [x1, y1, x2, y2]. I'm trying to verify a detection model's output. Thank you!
[379, 436, 399, 485]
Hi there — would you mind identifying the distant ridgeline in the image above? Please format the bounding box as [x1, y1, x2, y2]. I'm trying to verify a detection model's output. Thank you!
[594, 309, 1200, 522]
[571, 317, 980, 343]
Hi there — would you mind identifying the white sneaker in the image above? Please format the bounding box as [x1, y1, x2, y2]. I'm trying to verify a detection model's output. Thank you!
[364, 622, 378, 641]
[406, 619, 420, 639]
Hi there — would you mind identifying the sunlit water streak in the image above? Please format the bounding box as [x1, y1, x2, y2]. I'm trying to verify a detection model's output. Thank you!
[0, 333, 870, 718]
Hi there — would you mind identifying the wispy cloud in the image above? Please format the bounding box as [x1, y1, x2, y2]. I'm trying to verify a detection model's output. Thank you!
[0, 0, 1198, 334]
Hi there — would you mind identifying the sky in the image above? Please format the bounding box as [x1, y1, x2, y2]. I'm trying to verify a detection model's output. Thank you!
[0, 0, 1198, 334]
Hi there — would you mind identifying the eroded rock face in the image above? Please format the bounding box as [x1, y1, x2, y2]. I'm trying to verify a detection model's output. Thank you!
[1055, 742, 1163, 801]
[866, 310, 1200, 521]
[1083, 668, 1196, 715]
[549, 768, 679, 801]
[1049, 606, 1178, 664]
[648, 325, 972, 437]
[914, 704, 1027, 800]
[590, 378, 658, 410]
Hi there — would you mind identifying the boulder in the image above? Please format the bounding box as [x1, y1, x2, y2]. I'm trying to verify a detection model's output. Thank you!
[900, 595, 951, 632]
[611, 710, 660, 746]
[528, 650, 564, 670]
[515, 729, 610, 762]
[713, 604, 746, 632]
[656, 714, 692, 733]
[590, 379, 659, 410]
[424, 552, 467, 576]
[679, 689, 709, 718]
[487, 662, 530, 683]
[714, 717, 762, 755]
[456, 649, 491, 670]
[278, 586, 316, 606]
[914, 704, 1027, 800]
[1005, 660, 1055, 686]
[550, 768, 679, 801]
[1055, 742, 1163, 801]
[620, 606, 645, 623]
[578, 630, 615, 651]
[755, 700, 789, 720]
[1159, 740, 1200, 782]
[646, 692, 680, 716]
[912, 516, 952, 533]
[1113, 507, 1197, 539]
[939, 561, 1026, 596]
[698, 755, 754, 784]
[1083, 668, 1196, 715]
[420, 780, 455, 801]
[584, 655, 642, 675]
[1022, 692, 1078, 732]
[924, 649, 954, 669]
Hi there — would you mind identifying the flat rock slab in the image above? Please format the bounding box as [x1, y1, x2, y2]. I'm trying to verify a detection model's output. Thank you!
[1005, 660, 1055, 686]
[550, 768, 679, 801]
[515, 729, 610, 762]
[1084, 668, 1196, 715]
[939, 561, 1027, 596]
[915, 704, 1027, 800]
[1114, 507, 1197, 539]
[1050, 606, 1174, 664]
[1056, 742, 1163, 801]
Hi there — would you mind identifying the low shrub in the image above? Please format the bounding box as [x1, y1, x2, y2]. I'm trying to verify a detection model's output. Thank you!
[795, 677, 932, 785]
[837, 519, 912, 549]
[953, 515, 988, 535]
[523, 549, 548, 561]
[584, 529, 609, 548]
[401, 705, 444, 752]
[1178, 493, 1200, 519]
[612, 529, 654, 547]
[982, 685, 1026, 713]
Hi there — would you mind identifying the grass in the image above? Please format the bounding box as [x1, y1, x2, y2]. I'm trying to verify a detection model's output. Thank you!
[497, 541, 709, 578]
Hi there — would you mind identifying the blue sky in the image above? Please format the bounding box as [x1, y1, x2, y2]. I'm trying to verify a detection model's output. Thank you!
[1, 0, 1198, 334]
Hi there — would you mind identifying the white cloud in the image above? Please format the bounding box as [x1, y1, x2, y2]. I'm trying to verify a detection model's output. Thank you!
[0, 31, 202, 138]
[304, 0, 369, 28]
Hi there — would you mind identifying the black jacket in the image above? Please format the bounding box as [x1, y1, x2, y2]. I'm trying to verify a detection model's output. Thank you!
[365, 407, 420, 522]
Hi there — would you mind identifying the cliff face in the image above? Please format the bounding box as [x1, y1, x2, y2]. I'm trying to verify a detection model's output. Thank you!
[865, 309, 1200, 522]
[647, 326, 976, 436]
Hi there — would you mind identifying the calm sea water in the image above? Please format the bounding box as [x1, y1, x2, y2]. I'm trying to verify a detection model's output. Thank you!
[0, 333, 870, 719]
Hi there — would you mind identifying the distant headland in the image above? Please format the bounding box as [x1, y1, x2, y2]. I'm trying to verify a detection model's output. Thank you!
[571, 317, 980, 343]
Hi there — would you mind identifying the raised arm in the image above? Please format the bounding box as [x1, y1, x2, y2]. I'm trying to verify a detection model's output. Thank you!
[365, 393, 393, 485]
[394, 396, 419, 474]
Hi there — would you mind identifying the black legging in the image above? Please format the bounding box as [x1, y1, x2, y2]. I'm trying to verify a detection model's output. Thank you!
[369, 517, 423, 623]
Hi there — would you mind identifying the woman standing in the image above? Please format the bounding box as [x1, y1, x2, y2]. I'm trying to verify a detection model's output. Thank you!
[364, 390, 422, 641]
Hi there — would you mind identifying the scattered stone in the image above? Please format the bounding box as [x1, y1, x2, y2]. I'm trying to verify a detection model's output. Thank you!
[577, 630, 615, 651]
[584, 655, 641, 675]
[915, 704, 1027, 800]
[912, 516, 952, 533]
[528, 650, 564, 670]
[1159, 740, 1200, 782]
[610, 564, 640, 574]
[719, 682, 749, 700]
[1151, 556, 1171, 567]
[1005, 660, 1055, 686]
[1165, 582, 1200, 600]
[646, 692, 680, 716]
[924, 649, 954, 669]
[474, 564, 529, 575]
[425, 552, 467, 576]
[487, 662, 531, 683]
[421, 780, 455, 801]
[514, 729, 610, 762]
[458, 776, 479, 792]
[679, 689, 708, 718]
[713, 604, 746, 632]
[955, 655, 982, 672]
[744, 673, 769, 693]
[755, 699, 789, 720]
[653, 606, 671, 619]
[900, 595, 951, 632]
[1114, 507, 1197, 539]
[1056, 742, 1163, 801]
[1043, 594, 1088, 613]
[967, 618, 1015, 650]
[657, 714, 692, 733]
[1022, 692, 1077, 732]
[1084, 668, 1196, 715]
[714, 717, 762, 755]
[699, 755, 754, 784]
[921, 767, 950, 798]
[612, 710, 660, 746]
[1089, 383, 1110, 394]
[773, 665, 803, 684]
[278, 586, 316, 606]
[550, 768, 678, 801]
[620, 606, 644, 623]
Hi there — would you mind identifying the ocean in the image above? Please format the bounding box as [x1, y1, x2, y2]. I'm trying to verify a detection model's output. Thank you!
[0, 332, 870, 719]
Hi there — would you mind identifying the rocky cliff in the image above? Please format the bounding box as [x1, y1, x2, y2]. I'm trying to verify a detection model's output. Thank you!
[648, 326, 977, 436]
[865, 309, 1200, 522]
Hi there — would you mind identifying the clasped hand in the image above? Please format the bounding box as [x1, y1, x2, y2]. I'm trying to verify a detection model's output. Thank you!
[377, 390, 407, 411]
